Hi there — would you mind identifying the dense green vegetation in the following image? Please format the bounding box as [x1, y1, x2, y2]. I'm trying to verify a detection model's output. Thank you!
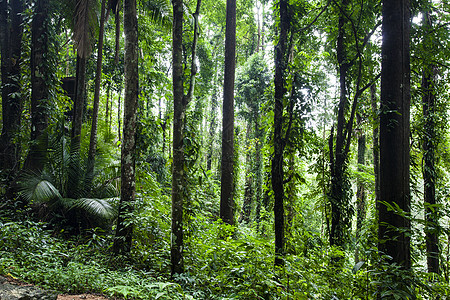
[1, 0, 450, 299]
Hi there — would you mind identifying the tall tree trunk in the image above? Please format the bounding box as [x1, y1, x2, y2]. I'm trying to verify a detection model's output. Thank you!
[355, 114, 366, 262]
[113, 0, 138, 255]
[422, 9, 439, 275]
[114, 1, 121, 64]
[118, 88, 122, 141]
[371, 83, 380, 207]
[220, 0, 236, 226]
[87, 0, 108, 181]
[378, 0, 411, 271]
[105, 82, 111, 138]
[254, 113, 263, 226]
[67, 53, 86, 199]
[272, 0, 289, 266]
[207, 90, 218, 172]
[23, 0, 50, 173]
[0, 0, 24, 181]
[170, 0, 185, 275]
[329, 0, 351, 248]
[171, 0, 201, 276]
[239, 121, 253, 224]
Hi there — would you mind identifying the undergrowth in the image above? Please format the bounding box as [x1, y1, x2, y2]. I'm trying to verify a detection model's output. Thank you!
[0, 204, 448, 299]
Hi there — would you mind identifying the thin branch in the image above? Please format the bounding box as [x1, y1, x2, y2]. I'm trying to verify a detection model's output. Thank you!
[296, 0, 330, 33]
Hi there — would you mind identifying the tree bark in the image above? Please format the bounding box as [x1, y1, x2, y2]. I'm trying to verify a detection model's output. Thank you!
[378, 0, 411, 270]
[23, 0, 50, 173]
[422, 10, 439, 275]
[0, 0, 24, 180]
[371, 83, 380, 207]
[171, 0, 185, 275]
[355, 114, 366, 262]
[87, 0, 108, 180]
[239, 122, 253, 224]
[329, 0, 351, 248]
[273, 0, 289, 266]
[113, 0, 138, 255]
[67, 54, 86, 199]
[220, 0, 236, 226]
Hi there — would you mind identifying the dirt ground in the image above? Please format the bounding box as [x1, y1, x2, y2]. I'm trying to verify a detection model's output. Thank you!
[57, 294, 110, 300]
[2, 274, 112, 300]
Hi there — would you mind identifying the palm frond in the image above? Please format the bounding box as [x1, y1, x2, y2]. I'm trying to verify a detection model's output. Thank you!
[74, 0, 98, 57]
[141, 0, 172, 30]
[18, 174, 62, 204]
[69, 197, 117, 220]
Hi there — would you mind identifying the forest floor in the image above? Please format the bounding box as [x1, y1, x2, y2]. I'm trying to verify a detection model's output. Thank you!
[2, 274, 111, 300]
[57, 294, 109, 300]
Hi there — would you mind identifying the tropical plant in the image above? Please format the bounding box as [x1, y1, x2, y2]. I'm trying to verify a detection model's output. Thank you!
[17, 122, 119, 232]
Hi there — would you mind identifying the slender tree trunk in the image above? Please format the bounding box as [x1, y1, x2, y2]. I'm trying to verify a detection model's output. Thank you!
[378, 0, 411, 271]
[118, 88, 122, 141]
[273, 0, 289, 266]
[329, 0, 351, 248]
[0, 0, 24, 180]
[170, 0, 201, 275]
[422, 10, 439, 275]
[67, 54, 86, 199]
[239, 121, 253, 224]
[105, 82, 111, 138]
[220, 0, 236, 226]
[355, 114, 366, 262]
[87, 0, 108, 179]
[254, 113, 263, 226]
[207, 90, 218, 172]
[23, 0, 50, 173]
[113, 0, 138, 255]
[171, 0, 185, 275]
[371, 83, 380, 207]
[114, 0, 121, 64]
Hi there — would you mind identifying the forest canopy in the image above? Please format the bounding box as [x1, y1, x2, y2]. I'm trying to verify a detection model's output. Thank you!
[1, 0, 450, 298]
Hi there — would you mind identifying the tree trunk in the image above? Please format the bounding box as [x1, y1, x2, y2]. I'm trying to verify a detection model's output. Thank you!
[113, 0, 138, 255]
[355, 114, 366, 262]
[171, 0, 185, 275]
[118, 88, 122, 141]
[105, 82, 111, 138]
[23, 0, 50, 173]
[67, 53, 86, 199]
[239, 121, 253, 224]
[378, 0, 411, 270]
[0, 0, 24, 181]
[329, 0, 351, 248]
[272, 0, 289, 266]
[371, 83, 380, 207]
[207, 90, 218, 172]
[422, 10, 439, 275]
[254, 113, 263, 226]
[220, 0, 236, 226]
[87, 0, 108, 180]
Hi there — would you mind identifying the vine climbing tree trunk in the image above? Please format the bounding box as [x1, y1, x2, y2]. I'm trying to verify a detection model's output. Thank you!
[113, 0, 138, 255]
[355, 114, 366, 262]
[328, 0, 351, 248]
[272, 0, 289, 266]
[171, 0, 201, 276]
[0, 0, 24, 183]
[378, 0, 411, 271]
[220, 0, 237, 226]
[422, 9, 439, 276]
[87, 0, 108, 181]
[23, 0, 50, 174]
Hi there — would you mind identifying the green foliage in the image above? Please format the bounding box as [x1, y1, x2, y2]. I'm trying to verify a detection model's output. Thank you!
[0, 220, 193, 299]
